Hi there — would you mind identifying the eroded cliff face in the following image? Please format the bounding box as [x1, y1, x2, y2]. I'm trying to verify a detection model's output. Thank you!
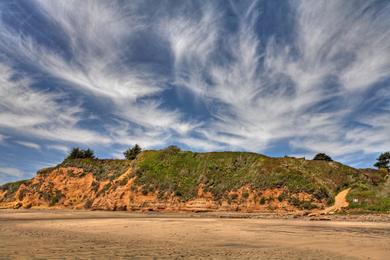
[0, 166, 325, 213]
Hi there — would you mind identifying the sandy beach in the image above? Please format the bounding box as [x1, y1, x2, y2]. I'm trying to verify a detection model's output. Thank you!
[0, 210, 389, 259]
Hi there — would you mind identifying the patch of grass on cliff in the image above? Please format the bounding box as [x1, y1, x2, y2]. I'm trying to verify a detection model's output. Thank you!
[133, 150, 364, 201]
[347, 180, 390, 212]
[60, 159, 132, 181]
[37, 167, 57, 177]
[0, 179, 30, 200]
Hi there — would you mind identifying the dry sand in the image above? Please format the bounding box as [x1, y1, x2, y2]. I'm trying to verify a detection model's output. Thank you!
[322, 188, 351, 214]
[1, 210, 390, 259]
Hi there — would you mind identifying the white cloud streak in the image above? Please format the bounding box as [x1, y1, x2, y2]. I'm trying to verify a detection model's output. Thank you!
[0, 0, 388, 163]
[15, 141, 41, 150]
[0, 167, 23, 178]
[0, 63, 110, 144]
[166, 0, 390, 157]
[0, 0, 195, 149]
[47, 144, 69, 153]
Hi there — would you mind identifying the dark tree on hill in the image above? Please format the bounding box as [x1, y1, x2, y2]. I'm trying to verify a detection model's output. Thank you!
[83, 149, 95, 159]
[374, 152, 390, 171]
[67, 147, 82, 159]
[124, 144, 142, 160]
[313, 153, 333, 161]
[164, 145, 181, 153]
[66, 147, 96, 159]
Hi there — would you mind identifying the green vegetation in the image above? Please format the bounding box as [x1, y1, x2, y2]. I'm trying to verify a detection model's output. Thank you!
[66, 147, 96, 160]
[347, 178, 390, 212]
[0, 179, 29, 194]
[84, 199, 93, 209]
[288, 196, 317, 210]
[124, 144, 142, 160]
[3, 148, 389, 212]
[164, 145, 181, 153]
[60, 159, 132, 181]
[374, 152, 390, 171]
[48, 190, 63, 206]
[134, 150, 363, 201]
[277, 191, 288, 202]
[313, 153, 333, 161]
[91, 181, 100, 192]
[0, 179, 30, 200]
[36, 166, 57, 177]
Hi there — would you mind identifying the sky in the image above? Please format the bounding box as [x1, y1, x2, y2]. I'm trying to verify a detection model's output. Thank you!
[0, 0, 389, 184]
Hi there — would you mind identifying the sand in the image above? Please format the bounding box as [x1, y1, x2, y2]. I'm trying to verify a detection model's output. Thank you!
[1, 210, 390, 259]
[322, 188, 351, 214]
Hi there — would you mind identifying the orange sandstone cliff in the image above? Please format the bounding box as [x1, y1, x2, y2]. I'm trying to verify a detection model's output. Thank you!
[0, 150, 380, 213]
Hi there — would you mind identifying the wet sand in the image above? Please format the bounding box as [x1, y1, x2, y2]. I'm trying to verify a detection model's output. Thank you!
[0, 210, 389, 259]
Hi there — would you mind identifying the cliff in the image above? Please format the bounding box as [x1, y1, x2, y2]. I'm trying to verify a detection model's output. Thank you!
[0, 150, 388, 213]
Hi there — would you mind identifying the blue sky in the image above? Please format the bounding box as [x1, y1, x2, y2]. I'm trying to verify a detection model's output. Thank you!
[0, 0, 389, 184]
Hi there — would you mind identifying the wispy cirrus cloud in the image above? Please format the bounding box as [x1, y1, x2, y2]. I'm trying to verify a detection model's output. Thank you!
[0, 0, 389, 182]
[0, 63, 109, 144]
[15, 141, 41, 150]
[0, 167, 23, 178]
[165, 0, 390, 159]
[295, 0, 390, 92]
[0, 0, 198, 149]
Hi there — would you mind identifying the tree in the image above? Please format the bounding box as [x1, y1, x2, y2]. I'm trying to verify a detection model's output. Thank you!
[67, 147, 82, 159]
[83, 148, 95, 159]
[66, 147, 95, 160]
[374, 152, 390, 171]
[313, 153, 333, 161]
[164, 145, 181, 153]
[124, 144, 142, 160]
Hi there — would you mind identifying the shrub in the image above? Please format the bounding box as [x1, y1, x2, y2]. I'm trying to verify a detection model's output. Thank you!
[48, 190, 62, 206]
[164, 145, 181, 154]
[326, 196, 335, 206]
[288, 196, 301, 207]
[259, 197, 266, 205]
[361, 169, 388, 185]
[124, 144, 142, 160]
[66, 147, 96, 160]
[301, 201, 317, 210]
[157, 190, 165, 200]
[229, 193, 238, 202]
[141, 186, 149, 195]
[313, 153, 333, 161]
[84, 199, 93, 209]
[312, 187, 330, 200]
[91, 181, 100, 192]
[374, 152, 390, 171]
[277, 191, 288, 202]
[83, 149, 95, 159]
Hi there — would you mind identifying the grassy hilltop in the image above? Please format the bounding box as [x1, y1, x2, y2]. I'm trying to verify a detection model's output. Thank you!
[1, 148, 389, 212]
